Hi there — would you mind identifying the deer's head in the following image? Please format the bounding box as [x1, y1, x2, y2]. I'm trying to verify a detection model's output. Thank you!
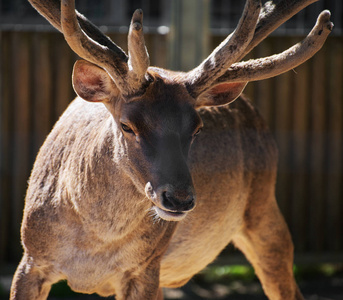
[29, 0, 332, 221]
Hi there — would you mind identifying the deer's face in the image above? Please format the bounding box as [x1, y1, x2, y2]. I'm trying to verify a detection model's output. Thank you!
[117, 76, 206, 220]
[73, 62, 203, 221]
[113, 73, 203, 221]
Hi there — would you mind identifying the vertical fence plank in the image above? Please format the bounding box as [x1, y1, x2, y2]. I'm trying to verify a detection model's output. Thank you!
[10, 32, 32, 261]
[325, 38, 343, 251]
[253, 39, 274, 127]
[273, 38, 293, 223]
[307, 43, 327, 252]
[168, 0, 210, 71]
[52, 33, 75, 120]
[0, 32, 11, 264]
[32, 32, 53, 161]
[289, 40, 310, 253]
[150, 33, 168, 68]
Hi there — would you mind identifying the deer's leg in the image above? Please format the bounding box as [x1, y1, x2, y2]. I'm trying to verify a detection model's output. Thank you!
[116, 261, 161, 300]
[155, 287, 164, 300]
[233, 198, 304, 300]
[10, 254, 53, 300]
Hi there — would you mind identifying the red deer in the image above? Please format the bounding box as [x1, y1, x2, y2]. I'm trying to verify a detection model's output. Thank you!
[11, 0, 333, 299]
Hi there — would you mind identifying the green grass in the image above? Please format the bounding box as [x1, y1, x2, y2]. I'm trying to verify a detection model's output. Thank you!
[197, 265, 256, 283]
[293, 263, 343, 280]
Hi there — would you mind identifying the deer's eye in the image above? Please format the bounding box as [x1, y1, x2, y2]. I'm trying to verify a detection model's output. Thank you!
[193, 128, 202, 137]
[121, 123, 135, 135]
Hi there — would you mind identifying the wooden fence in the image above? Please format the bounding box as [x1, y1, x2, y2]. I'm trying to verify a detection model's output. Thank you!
[0, 30, 342, 267]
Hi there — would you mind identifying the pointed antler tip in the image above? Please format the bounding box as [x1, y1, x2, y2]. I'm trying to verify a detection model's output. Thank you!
[131, 9, 144, 29]
[134, 8, 143, 15]
[319, 9, 331, 21]
[317, 10, 334, 32]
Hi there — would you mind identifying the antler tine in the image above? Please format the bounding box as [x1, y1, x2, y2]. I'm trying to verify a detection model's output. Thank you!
[237, 0, 319, 61]
[30, 0, 151, 96]
[28, 0, 128, 61]
[60, 0, 131, 94]
[214, 10, 333, 85]
[128, 9, 150, 86]
[185, 0, 262, 98]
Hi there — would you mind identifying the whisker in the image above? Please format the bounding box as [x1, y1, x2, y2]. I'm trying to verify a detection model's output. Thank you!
[147, 206, 162, 224]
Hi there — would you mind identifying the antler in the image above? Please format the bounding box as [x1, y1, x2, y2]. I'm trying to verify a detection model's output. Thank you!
[185, 0, 262, 96]
[127, 9, 150, 86]
[239, 0, 320, 60]
[28, 0, 127, 60]
[29, 0, 150, 96]
[185, 0, 333, 99]
[214, 10, 333, 84]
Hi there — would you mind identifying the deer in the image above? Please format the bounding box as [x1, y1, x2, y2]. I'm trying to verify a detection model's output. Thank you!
[10, 0, 333, 299]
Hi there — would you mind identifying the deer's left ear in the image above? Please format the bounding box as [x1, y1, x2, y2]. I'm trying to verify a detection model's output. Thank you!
[72, 60, 120, 102]
[195, 82, 247, 108]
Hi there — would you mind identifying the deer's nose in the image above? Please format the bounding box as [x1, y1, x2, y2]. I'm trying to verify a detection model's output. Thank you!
[161, 191, 195, 212]
[145, 183, 196, 221]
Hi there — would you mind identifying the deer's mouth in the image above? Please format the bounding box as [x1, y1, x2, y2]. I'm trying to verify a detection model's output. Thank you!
[153, 206, 187, 222]
[146, 182, 193, 221]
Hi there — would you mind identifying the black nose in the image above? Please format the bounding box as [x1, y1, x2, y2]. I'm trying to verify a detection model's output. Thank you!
[161, 191, 195, 212]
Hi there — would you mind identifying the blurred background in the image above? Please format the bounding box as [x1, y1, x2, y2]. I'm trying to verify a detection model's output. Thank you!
[0, 0, 342, 299]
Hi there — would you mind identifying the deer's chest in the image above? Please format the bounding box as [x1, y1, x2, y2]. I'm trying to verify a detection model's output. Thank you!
[56, 216, 175, 296]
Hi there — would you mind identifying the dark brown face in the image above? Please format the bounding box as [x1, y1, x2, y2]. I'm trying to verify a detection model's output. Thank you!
[110, 74, 203, 221]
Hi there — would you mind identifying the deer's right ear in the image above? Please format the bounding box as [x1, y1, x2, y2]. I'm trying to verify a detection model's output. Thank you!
[72, 60, 119, 102]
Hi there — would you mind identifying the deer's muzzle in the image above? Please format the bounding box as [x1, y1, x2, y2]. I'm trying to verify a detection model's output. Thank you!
[145, 183, 196, 221]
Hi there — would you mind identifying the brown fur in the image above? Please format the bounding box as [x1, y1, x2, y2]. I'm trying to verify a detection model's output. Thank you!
[11, 67, 303, 300]
[10, 0, 326, 298]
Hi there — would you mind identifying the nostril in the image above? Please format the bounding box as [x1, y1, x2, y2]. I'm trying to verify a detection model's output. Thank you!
[161, 191, 195, 212]
[184, 197, 195, 211]
[161, 191, 176, 210]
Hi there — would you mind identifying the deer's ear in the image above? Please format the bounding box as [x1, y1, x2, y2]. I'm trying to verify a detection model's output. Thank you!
[72, 60, 119, 102]
[195, 82, 247, 108]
